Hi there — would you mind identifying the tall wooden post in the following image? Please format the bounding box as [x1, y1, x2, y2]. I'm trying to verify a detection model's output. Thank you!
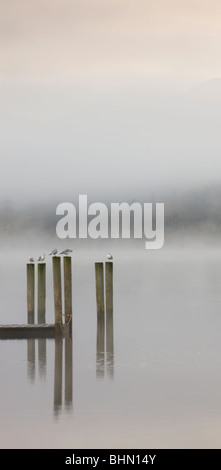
[105, 261, 114, 378]
[52, 257, 62, 324]
[27, 263, 35, 324]
[95, 263, 105, 377]
[37, 263, 46, 378]
[63, 256, 72, 325]
[38, 263, 46, 323]
[105, 261, 113, 317]
[95, 263, 105, 318]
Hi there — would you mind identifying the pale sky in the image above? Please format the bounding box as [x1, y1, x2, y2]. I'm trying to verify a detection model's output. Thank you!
[1, 0, 221, 83]
[1, 0, 221, 204]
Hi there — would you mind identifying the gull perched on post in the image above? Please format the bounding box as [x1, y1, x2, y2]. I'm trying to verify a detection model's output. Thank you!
[60, 248, 73, 256]
[38, 253, 45, 262]
[107, 253, 113, 260]
[29, 256, 35, 263]
[49, 248, 58, 256]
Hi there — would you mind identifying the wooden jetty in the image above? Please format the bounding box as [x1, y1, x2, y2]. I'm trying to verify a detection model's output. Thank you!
[0, 323, 56, 339]
[0, 256, 72, 340]
[0, 322, 70, 340]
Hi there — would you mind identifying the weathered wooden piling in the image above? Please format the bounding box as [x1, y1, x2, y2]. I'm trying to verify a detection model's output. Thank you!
[105, 262, 114, 378]
[38, 263, 46, 323]
[0, 324, 56, 339]
[37, 263, 46, 378]
[105, 261, 113, 317]
[63, 256, 72, 325]
[27, 263, 35, 323]
[95, 262, 105, 318]
[52, 256, 62, 324]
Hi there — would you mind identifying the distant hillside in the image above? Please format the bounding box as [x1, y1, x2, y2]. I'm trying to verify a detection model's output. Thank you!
[1, 184, 221, 240]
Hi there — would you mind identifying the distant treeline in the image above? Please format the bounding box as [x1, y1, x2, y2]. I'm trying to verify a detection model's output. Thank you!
[1, 185, 221, 238]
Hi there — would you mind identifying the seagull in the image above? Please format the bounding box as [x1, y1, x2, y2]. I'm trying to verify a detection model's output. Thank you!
[38, 253, 45, 262]
[29, 256, 35, 263]
[49, 248, 58, 256]
[60, 248, 73, 255]
[107, 253, 113, 260]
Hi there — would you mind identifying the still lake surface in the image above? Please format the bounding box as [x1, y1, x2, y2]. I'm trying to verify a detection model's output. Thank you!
[1, 242, 221, 449]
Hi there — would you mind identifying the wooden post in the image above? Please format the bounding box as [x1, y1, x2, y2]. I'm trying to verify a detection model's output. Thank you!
[52, 256, 63, 415]
[95, 263, 105, 318]
[38, 263, 46, 323]
[38, 263, 46, 379]
[105, 262, 113, 317]
[27, 263, 35, 324]
[54, 335, 63, 415]
[105, 261, 114, 378]
[52, 257, 62, 324]
[63, 256, 72, 325]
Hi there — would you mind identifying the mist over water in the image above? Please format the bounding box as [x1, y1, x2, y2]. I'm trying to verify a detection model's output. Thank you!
[1, 242, 221, 448]
[2, 0, 221, 449]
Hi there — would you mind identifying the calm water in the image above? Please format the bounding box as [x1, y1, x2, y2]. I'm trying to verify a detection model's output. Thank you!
[1, 243, 221, 448]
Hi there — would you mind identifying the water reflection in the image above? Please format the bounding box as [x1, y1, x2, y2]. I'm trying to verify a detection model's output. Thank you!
[96, 307, 114, 378]
[26, 330, 73, 417]
[54, 335, 63, 415]
[27, 338, 47, 382]
[54, 330, 73, 416]
[96, 316, 105, 378]
[106, 312, 114, 379]
[65, 335, 73, 408]
[38, 339, 46, 380]
[27, 339, 35, 382]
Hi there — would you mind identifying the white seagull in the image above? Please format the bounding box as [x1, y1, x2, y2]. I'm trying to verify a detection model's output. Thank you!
[60, 248, 73, 255]
[107, 253, 113, 260]
[29, 256, 35, 263]
[38, 253, 45, 262]
[49, 248, 58, 256]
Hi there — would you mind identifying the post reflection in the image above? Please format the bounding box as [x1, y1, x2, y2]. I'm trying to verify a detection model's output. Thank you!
[106, 312, 114, 379]
[54, 330, 73, 416]
[96, 261, 114, 379]
[27, 338, 35, 382]
[53, 334, 63, 415]
[96, 315, 105, 378]
[38, 339, 46, 380]
[27, 330, 73, 417]
[96, 294, 114, 378]
[65, 333, 73, 408]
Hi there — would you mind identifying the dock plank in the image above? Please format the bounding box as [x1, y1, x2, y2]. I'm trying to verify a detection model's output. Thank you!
[0, 324, 56, 339]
